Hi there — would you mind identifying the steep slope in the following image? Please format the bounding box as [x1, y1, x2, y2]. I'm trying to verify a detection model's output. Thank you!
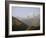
[12, 14, 40, 31]
[12, 16, 28, 31]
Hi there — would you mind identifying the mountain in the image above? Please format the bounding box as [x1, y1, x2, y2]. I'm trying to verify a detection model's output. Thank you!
[12, 14, 40, 31]
[12, 16, 28, 31]
[15, 15, 40, 26]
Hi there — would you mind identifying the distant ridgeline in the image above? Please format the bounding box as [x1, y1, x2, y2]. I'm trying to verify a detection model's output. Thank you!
[12, 16, 40, 31]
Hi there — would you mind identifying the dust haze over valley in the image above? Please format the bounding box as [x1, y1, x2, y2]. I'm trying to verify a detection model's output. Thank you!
[12, 7, 40, 31]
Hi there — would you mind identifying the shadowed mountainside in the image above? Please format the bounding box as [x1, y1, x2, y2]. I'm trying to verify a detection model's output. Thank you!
[12, 16, 28, 31]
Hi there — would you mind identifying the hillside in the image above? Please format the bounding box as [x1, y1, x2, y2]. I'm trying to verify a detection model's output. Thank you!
[12, 16, 28, 31]
[12, 15, 40, 31]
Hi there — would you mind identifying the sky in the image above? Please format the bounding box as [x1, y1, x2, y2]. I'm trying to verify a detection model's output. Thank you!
[12, 7, 40, 18]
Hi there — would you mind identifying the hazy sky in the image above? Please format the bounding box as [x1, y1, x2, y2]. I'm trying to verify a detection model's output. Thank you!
[12, 7, 40, 18]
